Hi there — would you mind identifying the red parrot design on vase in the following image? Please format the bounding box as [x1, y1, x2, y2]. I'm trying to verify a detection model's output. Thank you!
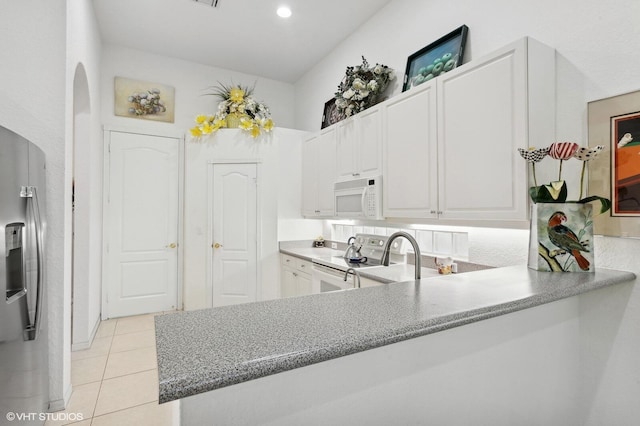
[547, 211, 590, 271]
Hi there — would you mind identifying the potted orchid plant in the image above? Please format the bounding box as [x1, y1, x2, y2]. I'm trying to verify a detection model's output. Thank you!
[518, 142, 611, 273]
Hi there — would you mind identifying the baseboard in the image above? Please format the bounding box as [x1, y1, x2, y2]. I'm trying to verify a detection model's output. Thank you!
[71, 315, 101, 351]
[48, 383, 73, 412]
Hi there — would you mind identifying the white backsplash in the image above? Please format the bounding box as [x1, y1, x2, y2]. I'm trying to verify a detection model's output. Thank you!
[331, 223, 470, 260]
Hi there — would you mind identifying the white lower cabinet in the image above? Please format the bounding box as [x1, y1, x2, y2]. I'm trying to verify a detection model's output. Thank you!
[383, 37, 555, 223]
[281, 255, 313, 298]
[359, 275, 385, 288]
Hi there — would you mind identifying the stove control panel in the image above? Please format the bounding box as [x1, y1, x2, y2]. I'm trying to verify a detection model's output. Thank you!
[354, 233, 405, 261]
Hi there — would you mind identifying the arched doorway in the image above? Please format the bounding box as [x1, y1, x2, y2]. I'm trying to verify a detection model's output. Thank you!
[71, 64, 95, 349]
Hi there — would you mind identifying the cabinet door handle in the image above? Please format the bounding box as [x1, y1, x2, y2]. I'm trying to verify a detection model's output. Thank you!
[430, 210, 436, 214]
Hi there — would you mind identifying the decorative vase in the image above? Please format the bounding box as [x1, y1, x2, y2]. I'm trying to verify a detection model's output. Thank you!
[225, 112, 247, 128]
[528, 202, 594, 272]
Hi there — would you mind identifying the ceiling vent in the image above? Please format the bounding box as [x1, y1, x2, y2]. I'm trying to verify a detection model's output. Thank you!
[193, 0, 219, 7]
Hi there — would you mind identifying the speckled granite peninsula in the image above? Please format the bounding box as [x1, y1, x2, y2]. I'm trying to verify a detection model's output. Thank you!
[154, 265, 634, 404]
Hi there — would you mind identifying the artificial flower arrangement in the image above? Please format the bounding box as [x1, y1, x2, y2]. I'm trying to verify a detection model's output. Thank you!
[334, 56, 395, 117]
[521, 142, 612, 272]
[190, 83, 274, 139]
[518, 142, 611, 214]
[127, 88, 166, 116]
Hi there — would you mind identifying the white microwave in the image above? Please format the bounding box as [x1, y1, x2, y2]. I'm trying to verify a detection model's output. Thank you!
[334, 176, 383, 219]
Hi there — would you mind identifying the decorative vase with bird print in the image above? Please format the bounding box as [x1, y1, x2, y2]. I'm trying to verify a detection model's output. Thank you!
[528, 202, 594, 272]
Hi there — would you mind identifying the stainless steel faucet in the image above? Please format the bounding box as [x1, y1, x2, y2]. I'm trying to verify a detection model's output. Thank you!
[381, 231, 422, 280]
[344, 268, 361, 289]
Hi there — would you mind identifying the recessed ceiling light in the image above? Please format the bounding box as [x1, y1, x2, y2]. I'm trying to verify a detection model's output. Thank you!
[277, 6, 292, 18]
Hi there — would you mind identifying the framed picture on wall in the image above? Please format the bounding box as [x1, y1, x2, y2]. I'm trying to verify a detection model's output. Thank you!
[610, 111, 640, 216]
[114, 77, 175, 123]
[321, 98, 344, 129]
[402, 25, 469, 92]
[588, 89, 640, 237]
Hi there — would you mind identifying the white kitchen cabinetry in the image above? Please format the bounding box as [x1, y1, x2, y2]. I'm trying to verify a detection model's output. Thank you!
[359, 275, 384, 288]
[336, 106, 382, 181]
[436, 38, 554, 221]
[383, 81, 438, 219]
[280, 254, 312, 298]
[383, 37, 555, 222]
[302, 128, 336, 217]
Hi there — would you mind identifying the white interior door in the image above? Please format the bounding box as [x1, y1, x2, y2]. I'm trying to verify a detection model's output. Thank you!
[105, 131, 180, 318]
[211, 163, 258, 306]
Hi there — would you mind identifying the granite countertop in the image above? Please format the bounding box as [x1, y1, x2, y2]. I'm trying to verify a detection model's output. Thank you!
[155, 266, 635, 403]
[279, 245, 345, 259]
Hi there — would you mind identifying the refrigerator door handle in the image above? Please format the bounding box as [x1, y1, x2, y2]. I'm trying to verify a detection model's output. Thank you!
[21, 186, 44, 341]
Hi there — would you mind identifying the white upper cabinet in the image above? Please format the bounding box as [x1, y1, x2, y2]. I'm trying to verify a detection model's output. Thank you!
[436, 37, 554, 221]
[302, 127, 337, 217]
[335, 105, 382, 181]
[303, 37, 555, 225]
[382, 37, 555, 223]
[382, 82, 438, 218]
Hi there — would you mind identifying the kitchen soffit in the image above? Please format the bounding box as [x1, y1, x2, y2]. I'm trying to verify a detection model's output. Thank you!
[92, 0, 392, 83]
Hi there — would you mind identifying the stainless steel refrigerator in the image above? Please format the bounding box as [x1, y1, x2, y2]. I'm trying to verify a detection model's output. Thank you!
[0, 124, 48, 424]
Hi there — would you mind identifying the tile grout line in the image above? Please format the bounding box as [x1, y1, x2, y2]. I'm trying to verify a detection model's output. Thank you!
[102, 367, 158, 383]
[90, 317, 118, 422]
[89, 400, 163, 424]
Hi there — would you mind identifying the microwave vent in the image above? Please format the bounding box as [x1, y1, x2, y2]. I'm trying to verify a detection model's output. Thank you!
[334, 176, 380, 191]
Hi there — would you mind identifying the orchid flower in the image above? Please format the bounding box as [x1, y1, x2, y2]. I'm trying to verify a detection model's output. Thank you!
[518, 147, 549, 188]
[574, 145, 604, 199]
[549, 142, 579, 181]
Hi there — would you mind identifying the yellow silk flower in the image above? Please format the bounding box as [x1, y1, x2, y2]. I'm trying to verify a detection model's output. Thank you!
[229, 88, 245, 103]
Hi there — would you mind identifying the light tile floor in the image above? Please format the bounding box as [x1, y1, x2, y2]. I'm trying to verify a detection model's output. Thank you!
[46, 313, 180, 426]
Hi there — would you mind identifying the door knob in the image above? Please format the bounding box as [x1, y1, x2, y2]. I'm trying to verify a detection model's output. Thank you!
[213, 243, 223, 249]
[166, 243, 177, 249]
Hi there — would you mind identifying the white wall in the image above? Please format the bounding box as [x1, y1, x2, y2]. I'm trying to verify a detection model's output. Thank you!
[295, 0, 640, 134]
[0, 0, 68, 410]
[294, 0, 640, 422]
[67, 0, 104, 356]
[183, 129, 307, 310]
[100, 44, 296, 133]
[276, 135, 324, 241]
[98, 44, 313, 311]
